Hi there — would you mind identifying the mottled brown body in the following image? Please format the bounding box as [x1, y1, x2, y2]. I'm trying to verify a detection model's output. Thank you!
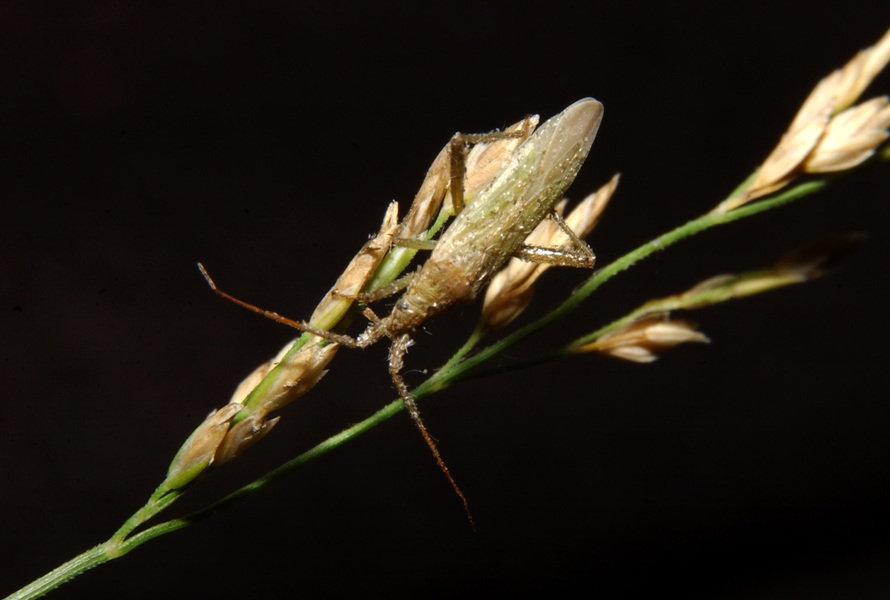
[202, 98, 604, 525]
[381, 97, 603, 335]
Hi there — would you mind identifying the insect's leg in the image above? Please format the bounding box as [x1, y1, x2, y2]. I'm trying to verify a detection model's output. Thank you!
[388, 334, 475, 529]
[398, 115, 536, 249]
[449, 122, 534, 215]
[449, 134, 471, 216]
[512, 211, 596, 268]
[549, 209, 590, 248]
[198, 263, 362, 348]
[339, 271, 416, 304]
[353, 306, 391, 347]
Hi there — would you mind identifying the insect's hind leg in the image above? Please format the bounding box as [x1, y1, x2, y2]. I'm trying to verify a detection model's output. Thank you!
[388, 334, 475, 529]
[512, 210, 596, 268]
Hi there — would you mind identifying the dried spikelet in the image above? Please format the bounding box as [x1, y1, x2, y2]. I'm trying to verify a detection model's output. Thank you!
[396, 144, 450, 241]
[164, 340, 338, 486]
[252, 343, 337, 414]
[737, 103, 834, 203]
[309, 202, 399, 330]
[213, 412, 281, 465]
[716, 26, 890, 212]
[629, 234, 864, 322]
[833, 26, 890, 112]
[480, 174, 618, 330]
[575, 313, 708, 363]
[572, 235, 861, 364]
[215, 342, 338, 465]
[164, 402, 243, 489]
[701, 271, 802, 300]
[564, 173, 618, 236]
[228, 358, 275, 406]
[804, 96, 890, 172]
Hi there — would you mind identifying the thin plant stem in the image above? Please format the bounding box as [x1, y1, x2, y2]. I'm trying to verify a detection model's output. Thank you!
[1, 176, 829, 600]
[439, 179, 826, 386]
[5, 544, 112, 600]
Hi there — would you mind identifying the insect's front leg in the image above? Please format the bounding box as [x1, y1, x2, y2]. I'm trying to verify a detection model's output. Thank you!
[331, 271, 416, 305]
[396, 114, 538, 249]
[448, 121, 535, 215]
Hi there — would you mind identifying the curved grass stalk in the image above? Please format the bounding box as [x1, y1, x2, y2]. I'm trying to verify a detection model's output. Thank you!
[4, 172, 833, 600]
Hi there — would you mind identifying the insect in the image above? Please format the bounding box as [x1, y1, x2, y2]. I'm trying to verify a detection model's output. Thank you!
[201, 98, 603, 523]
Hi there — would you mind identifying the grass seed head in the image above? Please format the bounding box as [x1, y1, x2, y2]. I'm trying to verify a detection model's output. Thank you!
[804, 96, 890, 172]
[164, 402, 243, 489]
[215, 342, 337, 464]
[165, 340, 338, 484]
[309, 202, 399, 329]
[716, 26, 890, 212]
[575, 313, 708, 363]
[241, 342, 338, 416]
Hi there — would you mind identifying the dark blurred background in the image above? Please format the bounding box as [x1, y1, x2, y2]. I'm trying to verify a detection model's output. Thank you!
[3, 2, 890, 598]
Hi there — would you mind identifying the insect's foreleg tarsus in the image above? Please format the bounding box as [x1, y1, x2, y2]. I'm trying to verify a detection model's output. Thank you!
[388, 334, 475, 529]
[355, 272, 414, 303]
[330, 271, 416, 305]
[197, 262, 362, 348]
[512, 211, 596, 268]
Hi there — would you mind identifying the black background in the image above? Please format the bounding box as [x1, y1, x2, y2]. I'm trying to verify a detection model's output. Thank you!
[3, 2, 890, 598]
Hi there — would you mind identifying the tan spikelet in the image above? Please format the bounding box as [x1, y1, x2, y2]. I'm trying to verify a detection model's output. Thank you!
[215, 342, 338, 465]
[833, 26, 890, 112]
[308, 202, 399, 330]
[715, 26, 890, 213]
[739, 103, 833, 203]
[575, 313, 708, 363]
[804, 96, 890, 172]
[164, 402, 243, 488]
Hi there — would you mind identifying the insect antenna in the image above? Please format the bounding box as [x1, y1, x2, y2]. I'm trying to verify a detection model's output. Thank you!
[197, 262, 360, 347]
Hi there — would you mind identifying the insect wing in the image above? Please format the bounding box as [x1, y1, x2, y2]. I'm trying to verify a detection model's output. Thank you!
[431, 98, 604, 288]
[520, 98, 604, 209]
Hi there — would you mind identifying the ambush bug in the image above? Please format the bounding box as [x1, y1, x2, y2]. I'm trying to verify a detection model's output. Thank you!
[201, 98, 603, 523]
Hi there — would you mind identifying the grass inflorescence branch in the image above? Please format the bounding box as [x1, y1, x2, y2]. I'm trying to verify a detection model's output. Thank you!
[6, 25, 890, 600]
